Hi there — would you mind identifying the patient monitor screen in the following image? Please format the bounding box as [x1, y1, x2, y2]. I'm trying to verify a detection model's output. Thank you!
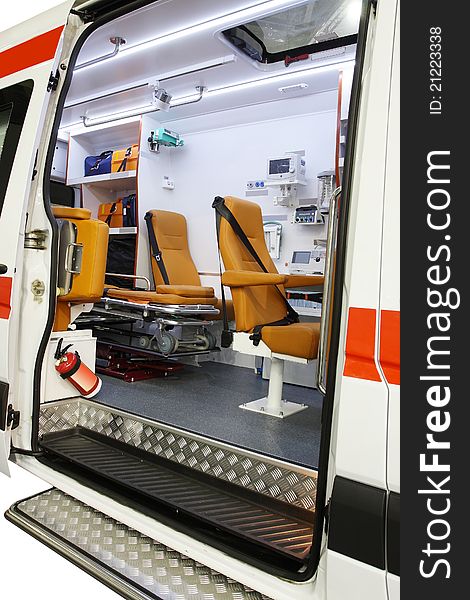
[292, 251, 311, 264]
[268, 158, 291, 175]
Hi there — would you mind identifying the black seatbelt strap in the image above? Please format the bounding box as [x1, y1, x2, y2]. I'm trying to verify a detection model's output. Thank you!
[212, 196, 299, 347]
[144, 212, 170, 285]
[214, 209, 233, 348]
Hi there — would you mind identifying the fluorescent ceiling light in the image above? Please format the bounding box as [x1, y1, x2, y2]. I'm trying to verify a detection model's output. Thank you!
[149, 58, 353, 107]
[205, 59, 353, 98]
[279, 83, 309, 93]
[67, 58, 354, 129]
[75, 0, 308, 72]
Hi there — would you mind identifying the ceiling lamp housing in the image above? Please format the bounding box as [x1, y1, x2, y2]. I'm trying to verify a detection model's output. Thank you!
[153, 87, 172, 111]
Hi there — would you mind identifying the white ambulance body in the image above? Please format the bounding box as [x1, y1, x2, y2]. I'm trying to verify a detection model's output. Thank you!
[0, 1, 399, 599]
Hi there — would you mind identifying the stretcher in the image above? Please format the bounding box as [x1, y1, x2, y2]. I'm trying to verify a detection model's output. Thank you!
[52, 206, 227, 358]
[91, 289, 220, 357]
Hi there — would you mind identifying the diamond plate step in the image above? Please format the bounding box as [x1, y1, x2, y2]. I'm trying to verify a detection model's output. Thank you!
[40, 428, 314, 562]
[39, 399, 318, 512]
[6, 488, 272, 600]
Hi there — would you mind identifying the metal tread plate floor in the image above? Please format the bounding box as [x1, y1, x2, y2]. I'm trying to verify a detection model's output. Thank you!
[40, 428, 314, 563]
[6, 488, 272, 600]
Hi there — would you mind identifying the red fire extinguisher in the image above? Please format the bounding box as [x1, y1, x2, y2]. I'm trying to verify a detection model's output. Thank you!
[54, 338, 102, 398]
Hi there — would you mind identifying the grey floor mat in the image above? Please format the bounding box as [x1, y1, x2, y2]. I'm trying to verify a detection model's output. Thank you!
[95, 362, 323, 468]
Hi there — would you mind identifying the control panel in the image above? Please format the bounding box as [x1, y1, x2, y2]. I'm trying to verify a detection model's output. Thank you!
[294, 205, 322, 224]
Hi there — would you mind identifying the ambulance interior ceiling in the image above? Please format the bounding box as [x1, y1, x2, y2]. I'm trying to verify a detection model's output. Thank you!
[61, 0, 357, 128]
[48, 0, 359, 471]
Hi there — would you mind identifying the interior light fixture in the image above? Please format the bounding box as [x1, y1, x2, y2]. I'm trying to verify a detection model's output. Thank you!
[153, 87, 172, 111]
[74, 0, 308, 72]
[206, 58, 354, 98]
[278, 83, 309, 93]
[75, 58, 354, 129]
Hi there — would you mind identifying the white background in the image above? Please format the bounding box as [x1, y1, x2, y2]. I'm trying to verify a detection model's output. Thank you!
[1, 0, 65, 33]
[1, 4, 120, 598]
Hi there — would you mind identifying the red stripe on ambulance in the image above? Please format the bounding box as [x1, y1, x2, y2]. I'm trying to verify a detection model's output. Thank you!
[344, 307, 400, 384]
[0, 277, 12, 319]
[379, 310, 400, 384]
[344, 307, 381, 382]
[0, 26, 64, 79]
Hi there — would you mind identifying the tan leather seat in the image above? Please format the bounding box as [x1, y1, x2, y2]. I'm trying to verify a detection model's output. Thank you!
[144, 209, 234, 317]
[147, 210, 204, 289]
[216, 196, 323, 360]
[52, 205, 109, 330]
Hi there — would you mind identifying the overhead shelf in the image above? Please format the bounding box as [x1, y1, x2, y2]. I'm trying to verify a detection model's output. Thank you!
[68, 170, 137, 191]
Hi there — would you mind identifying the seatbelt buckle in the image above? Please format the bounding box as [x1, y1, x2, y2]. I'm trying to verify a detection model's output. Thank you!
[249, 331, 262, 346]
[221, 330, 233, 348]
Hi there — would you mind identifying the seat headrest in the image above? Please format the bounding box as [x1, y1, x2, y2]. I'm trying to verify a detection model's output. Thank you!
[52, 205, 91, 220]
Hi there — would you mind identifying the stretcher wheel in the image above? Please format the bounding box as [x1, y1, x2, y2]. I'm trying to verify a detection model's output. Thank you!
[138, 336, 151, 349]
[203, 329, 217, 350]
[152, 332, 179, 355]
[195, 335, 210, 350]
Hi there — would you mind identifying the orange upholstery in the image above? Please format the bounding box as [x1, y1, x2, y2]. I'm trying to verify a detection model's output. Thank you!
[217, 196, 321, 360]
[284, 274, 324, 288]
[106, 288, 218, 306]
[146, 210, 201, 287]
[59, 217, 109, 303]
[146, 209, 234, 319]
[156, 284, 215, 298]
[53, 207, 109, 331]
[262, 322, 320, 360]
[222, 271, 287, 288]
[52, 205, 91, 220]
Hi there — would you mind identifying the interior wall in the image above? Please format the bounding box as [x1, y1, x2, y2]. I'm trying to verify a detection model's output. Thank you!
[136, 90, 337, 290]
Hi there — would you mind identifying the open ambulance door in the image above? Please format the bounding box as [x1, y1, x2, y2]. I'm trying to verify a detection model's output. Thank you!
[0, 2, 75, 475]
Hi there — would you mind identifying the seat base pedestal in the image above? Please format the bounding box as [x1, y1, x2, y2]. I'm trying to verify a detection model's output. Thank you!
[239, 355, 308, 418]
[240, 397, 308, 419]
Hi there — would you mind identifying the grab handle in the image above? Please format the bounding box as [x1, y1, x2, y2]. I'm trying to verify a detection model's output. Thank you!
[317, 187, 341, 394]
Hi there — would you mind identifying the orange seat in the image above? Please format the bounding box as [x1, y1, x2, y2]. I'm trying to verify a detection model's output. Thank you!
[144, 209, 234, 318]
[261, 322, 320, 360]
[52, 205, 109, 330]
[213, 196, 325, 419]
[215, 196, 322, 360]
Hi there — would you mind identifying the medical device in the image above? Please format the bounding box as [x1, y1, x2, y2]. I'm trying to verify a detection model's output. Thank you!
[317, 170, 335, 212]
[293, 205, 324, 224]
[266, 151, 306, 182]
[289, 246, 326, 276]
[263, 221, 282, 259]
[148, 128, 184, 152]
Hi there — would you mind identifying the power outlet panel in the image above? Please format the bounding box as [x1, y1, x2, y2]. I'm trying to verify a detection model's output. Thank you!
[162, 177, 175, 190]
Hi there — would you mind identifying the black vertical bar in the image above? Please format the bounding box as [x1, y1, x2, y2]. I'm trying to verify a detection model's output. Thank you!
[0, 382, 9, 431]
[401, 3, 467, 597]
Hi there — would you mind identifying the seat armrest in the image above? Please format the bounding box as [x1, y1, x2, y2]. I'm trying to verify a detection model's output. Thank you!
[284, 274, 324, 288]
[222, 270, 287, 287]
[156, 284, 215, 298]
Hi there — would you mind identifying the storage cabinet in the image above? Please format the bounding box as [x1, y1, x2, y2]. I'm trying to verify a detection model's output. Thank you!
[65, 117, 141, 287]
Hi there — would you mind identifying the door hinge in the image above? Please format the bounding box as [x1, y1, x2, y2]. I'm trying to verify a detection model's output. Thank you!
[25, 229, 48, 250]
[70, 8, 95, 23]
[7, 405, 20, 430]
[47, 69, 60, 92]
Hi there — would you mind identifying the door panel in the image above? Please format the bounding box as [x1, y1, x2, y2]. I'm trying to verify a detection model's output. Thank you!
[0, 2, 74, 474]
